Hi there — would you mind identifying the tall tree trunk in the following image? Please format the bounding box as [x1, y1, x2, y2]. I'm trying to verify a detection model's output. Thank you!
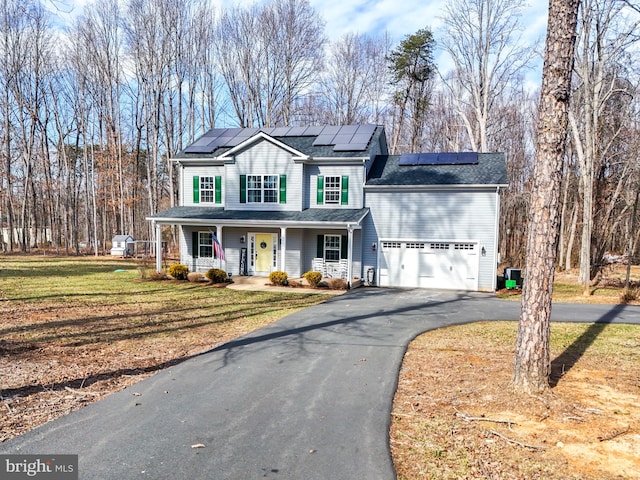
[514, 0, 580, 394]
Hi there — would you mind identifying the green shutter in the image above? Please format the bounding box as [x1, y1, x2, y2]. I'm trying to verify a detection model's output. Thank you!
[316, 176, 324, 205]
[215, 176, 222, 204]
[279, 174, 286, 204]
[193, 176, 200, 204]
[240, 175, 247, 203]
[192, 232, 199, 258]
[317, 235, 324, 258]
[340, 176, 349, 205]
[341, 235, 347, 259]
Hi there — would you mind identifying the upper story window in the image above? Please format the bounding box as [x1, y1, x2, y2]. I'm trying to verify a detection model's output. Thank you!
[240, 175, 286, 204]
[248, 175, 278, 203]
[324, 176, 341, 204]
[317, 175, 348, 205]
[200, 177, 217, 203]
[193, 175, 221, 204]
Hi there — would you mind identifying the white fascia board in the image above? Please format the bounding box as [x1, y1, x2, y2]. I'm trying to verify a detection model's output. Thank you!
[172, 157, 225, 165]
[305, 157, 369, 164]
[364, 183, 508, 191]
[218, 131, 307, 159]
[147, 217, 364, 229]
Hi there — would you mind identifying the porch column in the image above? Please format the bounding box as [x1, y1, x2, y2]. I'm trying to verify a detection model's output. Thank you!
[154, 221, 162, 272]
[347, 225, 354, 287]
[280, 226, 287, 273]
[216, 225, 224, 270]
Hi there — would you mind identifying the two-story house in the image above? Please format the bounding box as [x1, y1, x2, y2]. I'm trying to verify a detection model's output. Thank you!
[148, 124, 508, 291]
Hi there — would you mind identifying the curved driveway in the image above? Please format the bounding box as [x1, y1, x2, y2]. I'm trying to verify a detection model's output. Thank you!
[3, 289, 640, 479]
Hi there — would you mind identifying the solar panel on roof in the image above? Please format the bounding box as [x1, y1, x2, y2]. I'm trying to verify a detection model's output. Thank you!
[333, 142, 369, 151]
[351, 133, 373, 145]
[399, 154, 421, 165]
[303, 126, 324, 136]
[270, 127, 292, 136]
[458, 152, 479, 164]
[321, 125, 341, 135]
[188, 136, 217, 147]
[333, 133, 354, 144]
[287, 126, 308, 136]
[312, 134, 336, 146]
[437, 153, 458, 164]
[339, 125, 359, 134]
[357, 124, 376, 133]
[215, 136, 236, 147]
[417, 153, 438, 165]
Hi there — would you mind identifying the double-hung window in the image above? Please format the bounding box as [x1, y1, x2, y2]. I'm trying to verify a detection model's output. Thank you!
[316, 175, 348, 205]
[193, 175, 221, 204]
[324, 235, 341, 262]
[245, 175, 280, 203]
[324, 176, 341, 204]
[200, 177, 216, 203]
[198, 232, 213, 258]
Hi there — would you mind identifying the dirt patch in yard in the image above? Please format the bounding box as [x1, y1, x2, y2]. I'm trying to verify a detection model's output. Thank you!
[391, 322, 640, 479]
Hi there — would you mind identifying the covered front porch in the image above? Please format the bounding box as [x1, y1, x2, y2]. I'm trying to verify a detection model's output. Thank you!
[147, 206, 370, 286]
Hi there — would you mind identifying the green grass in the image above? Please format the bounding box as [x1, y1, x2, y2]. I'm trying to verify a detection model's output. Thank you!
[0, 255, 327, 348]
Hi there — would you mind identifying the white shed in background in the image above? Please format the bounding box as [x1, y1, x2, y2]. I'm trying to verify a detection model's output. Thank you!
[110, 235, 135, 257]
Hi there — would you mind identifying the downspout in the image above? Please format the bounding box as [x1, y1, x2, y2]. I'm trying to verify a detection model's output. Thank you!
[155, 221, 162, 272]
[347, 224, 354, 287]
[492, 186, 502, 291]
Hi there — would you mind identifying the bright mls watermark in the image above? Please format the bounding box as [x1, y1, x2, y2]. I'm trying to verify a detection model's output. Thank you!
[0, 455, 77, 480]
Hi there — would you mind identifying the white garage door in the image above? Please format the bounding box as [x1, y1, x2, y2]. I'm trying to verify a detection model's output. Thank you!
[378, 241, 478, 290]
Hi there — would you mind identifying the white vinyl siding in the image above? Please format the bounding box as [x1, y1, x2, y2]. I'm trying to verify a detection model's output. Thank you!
[306, 164, 365, 209]
[226, 140, 302, 211]
[182, 166, 225, 207]
[363, 188, 500, 291]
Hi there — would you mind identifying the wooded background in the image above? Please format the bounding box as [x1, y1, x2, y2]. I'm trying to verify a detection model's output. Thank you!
[1, 0, 639, 286]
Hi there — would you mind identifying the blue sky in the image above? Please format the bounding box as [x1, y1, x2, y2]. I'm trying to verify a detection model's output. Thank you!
[53, 0, 549, 86]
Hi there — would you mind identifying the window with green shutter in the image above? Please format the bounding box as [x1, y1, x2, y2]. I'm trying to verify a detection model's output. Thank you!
[215, 176, 222, 204]
[340, 176, 349, 205]
[193, 176, 200, 204]
[240, 175, 247, 203]
[316, 176, 324, 205]
[279, 175, 286, 204]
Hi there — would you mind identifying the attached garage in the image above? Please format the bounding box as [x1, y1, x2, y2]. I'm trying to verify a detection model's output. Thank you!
[377, 240, 479, 290]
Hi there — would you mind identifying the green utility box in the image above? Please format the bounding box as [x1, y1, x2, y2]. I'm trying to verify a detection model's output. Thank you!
[505, 279, 517, 290]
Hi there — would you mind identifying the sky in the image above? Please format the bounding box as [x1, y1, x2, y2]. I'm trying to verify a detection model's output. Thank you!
[51, 0, 549, 86]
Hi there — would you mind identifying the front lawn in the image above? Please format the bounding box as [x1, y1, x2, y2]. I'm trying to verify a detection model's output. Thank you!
[0, 255, 326, 442]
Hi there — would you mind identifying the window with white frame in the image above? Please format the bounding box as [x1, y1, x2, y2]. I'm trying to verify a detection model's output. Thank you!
[247, 175, 278, 203]
[200, 177, 216, 203]
[324, 176, 341, 204]
[198, 232, 213, 257]
[324, 235, 341, 262]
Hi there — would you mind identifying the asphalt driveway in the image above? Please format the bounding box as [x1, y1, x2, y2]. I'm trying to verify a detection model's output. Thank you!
[2, 288, 639, 479]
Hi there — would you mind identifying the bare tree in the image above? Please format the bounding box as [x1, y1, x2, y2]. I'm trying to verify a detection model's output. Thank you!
[319, 32, 391, 125]
[513, 0, 580, 394]
[216, 0, 325, 128]
[567, 0, 640, 292]
[440, 0, 534, 152]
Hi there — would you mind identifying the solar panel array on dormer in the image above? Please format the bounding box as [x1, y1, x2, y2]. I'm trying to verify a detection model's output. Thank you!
[184, 125, 376, 153]
[182, 124, 377, 154]
[398, 152, 479, 166]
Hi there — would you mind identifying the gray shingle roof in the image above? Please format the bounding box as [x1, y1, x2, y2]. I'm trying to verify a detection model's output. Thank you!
[149, 206, 370, 225]
[366, 153, 508, 186]
[173, 126, 385, 159]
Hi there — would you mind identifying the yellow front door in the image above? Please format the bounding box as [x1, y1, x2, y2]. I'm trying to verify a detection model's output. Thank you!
[255, 234, 272, 273]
